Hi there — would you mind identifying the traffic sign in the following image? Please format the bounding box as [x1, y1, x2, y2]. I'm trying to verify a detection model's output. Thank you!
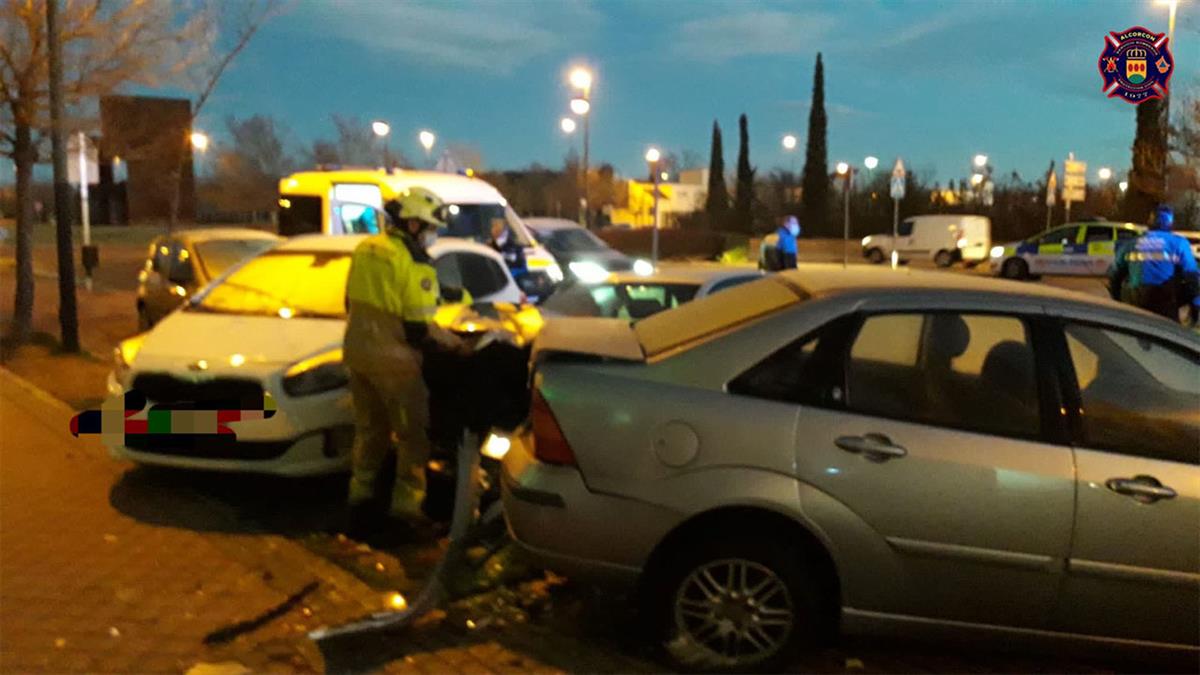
[890, 158, 906, 200]
[1063, 157, 1086, 203]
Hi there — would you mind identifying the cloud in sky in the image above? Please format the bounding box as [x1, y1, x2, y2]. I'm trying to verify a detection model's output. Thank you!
[301, 0, 601, 74]
[669, 10, 838, 62]
[780, 98, 874, 118]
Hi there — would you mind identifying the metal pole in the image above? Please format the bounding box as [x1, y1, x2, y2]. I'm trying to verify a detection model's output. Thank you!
[383, 138, 389, 171]
[1163, 1, 1176, 197]
[891, 196, 899, 270]
[651, 167, 660, 265]
[581, 110, 590, 228]
[47, 0, 79, 351]
[78, 132, 92, 291]
[1065, 199, 1071, 224]
[842, 171, 851, 268]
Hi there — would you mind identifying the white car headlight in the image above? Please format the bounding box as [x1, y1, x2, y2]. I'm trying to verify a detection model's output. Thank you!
[632, 258, 655, 276]
[990, 245, 1005, 258]
[568, 260, 610, 284]
[546, 263, 564, 283]
[956, 238, 969, 249]
[283, 348, 348, 397]
[861, 236, 872, 246]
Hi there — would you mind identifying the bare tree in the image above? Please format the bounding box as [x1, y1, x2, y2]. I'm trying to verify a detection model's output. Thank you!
[302, 115, 403, 168]
[167, 0, 279, 228]
[199, 114, 294, 214]
[0, 0, 207, 345]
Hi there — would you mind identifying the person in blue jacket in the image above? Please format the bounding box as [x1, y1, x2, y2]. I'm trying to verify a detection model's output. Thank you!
[1108, 205, 1199, 322]
[775, 215, 800, 269]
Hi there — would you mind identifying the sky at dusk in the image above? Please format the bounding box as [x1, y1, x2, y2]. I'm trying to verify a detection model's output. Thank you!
[180, 0, 1194, 184]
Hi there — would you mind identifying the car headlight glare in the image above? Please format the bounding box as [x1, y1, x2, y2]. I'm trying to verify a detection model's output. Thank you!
[861, 236, 872, 246]
[990, 245, 1005, 258]
[956, 238, 969, 249]
[283, 348, 348, 397]
[632, 258, 654, 276]
[546, 263, 564, 283]
[568, 260, 610, 284]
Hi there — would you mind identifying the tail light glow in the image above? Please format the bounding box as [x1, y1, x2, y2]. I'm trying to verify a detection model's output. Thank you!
[531, 387, 576, 466]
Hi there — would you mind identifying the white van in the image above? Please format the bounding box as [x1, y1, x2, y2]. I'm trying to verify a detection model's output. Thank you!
[278, 168, 563, 295]
[861, 214, 991, 267]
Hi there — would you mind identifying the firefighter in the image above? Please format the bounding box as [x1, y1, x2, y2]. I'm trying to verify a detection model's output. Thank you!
[342, 187, 467, 537]
[1108, 205, 1199, 322]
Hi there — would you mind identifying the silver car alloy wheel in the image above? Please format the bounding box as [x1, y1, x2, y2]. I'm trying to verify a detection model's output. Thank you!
[669, 557, 795, 668]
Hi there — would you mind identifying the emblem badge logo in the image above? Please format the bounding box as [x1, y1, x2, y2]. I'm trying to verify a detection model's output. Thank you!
[1098, 26, 1173, 104]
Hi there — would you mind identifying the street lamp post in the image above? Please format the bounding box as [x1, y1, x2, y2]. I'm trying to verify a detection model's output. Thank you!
[418, 129, 436, 167]
[372, 120, 390, 170]
[646, 147, 661, 264]
[836, 161, 852, 268]
[569, 67, 593, 227]
[1158, 0, 1179, 195]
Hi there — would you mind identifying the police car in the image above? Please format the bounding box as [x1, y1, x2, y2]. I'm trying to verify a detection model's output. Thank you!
[989, 221, 1144, 279]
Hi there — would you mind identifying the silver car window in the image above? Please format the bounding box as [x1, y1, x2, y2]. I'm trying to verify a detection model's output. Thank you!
[1064, 323, 1200, 465]
[847, 312, 1040, 440]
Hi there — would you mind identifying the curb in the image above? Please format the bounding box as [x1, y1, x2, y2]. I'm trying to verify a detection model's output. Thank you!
[0, 364, 77, 414]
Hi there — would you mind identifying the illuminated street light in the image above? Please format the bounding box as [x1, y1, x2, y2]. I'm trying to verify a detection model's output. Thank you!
[1119, 180, 1129, 193]
[781, 134, 797, 151]
[567, 65, 595, 226]
[1098, 166, 1113, 181]
[569, 97, 591, 116]
[864, 156, 879, 171]
[190, 131, 209, 152]
[418, 129, 436, 152]
[660, 171, 669, 181]
[971, 173, 985, 186]
[560, 117, 577, 134]
[973, 154, 988, 168]
[645, 147, 661, 164]
[569, 67, 593, 93]
[372, 121, 391, 169]
[835, 161, 850, 175]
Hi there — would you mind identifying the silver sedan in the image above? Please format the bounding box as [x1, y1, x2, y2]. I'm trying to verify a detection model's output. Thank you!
[501, 264, 1199, 671]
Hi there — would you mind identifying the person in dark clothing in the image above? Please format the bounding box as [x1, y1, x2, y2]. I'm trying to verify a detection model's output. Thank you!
[489, 218, 527, 279]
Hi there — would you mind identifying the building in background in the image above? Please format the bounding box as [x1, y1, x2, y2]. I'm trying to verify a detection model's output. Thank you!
[611, 168, 708, 228]
[100, 95, 195, 223]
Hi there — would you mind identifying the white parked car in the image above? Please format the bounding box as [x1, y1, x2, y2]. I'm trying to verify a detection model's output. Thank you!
[540, 263, 763, 319]
[862, 214, 991, 267]
[107, 234, 521, 476]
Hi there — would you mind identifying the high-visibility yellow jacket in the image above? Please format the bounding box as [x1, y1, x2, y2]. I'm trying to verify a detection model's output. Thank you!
[343, 231, 461, 372]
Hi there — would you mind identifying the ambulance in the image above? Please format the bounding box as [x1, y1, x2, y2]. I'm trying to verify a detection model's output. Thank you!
[277, 168, 563, 296]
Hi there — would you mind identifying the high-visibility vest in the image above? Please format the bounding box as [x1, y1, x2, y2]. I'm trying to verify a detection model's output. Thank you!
[346, 231, 439, 324]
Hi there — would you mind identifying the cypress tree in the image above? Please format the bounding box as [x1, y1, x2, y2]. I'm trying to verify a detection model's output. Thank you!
[734, 113, 755, 233]
[1122, 98, 1166, 223]
[705, 120, 730, 226]
[801, 53, 829, 234]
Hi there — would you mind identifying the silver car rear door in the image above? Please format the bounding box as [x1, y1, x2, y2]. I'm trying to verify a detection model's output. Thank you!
[1047, 317, 1200, 647]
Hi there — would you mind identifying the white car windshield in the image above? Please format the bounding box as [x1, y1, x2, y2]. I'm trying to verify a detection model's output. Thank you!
[190, 251, 351, 319]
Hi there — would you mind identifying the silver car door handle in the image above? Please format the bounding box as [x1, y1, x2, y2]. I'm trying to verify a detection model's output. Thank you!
[1105, 477, 1177, 503]
[835, 434, 908, 461]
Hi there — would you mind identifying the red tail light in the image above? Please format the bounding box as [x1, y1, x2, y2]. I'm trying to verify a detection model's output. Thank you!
[531, 387, 576, 466]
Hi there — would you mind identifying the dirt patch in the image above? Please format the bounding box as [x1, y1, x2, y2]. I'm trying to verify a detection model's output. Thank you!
[0, 333, 111, 410]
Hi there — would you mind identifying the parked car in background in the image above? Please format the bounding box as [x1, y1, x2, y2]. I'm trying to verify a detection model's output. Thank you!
[539, 263, 762, 319]
[137, 228, 281, 329]
[277, 168, 563, 295]
[524, 217, 638, 282]
[990, 221, 1143, 279]
[111, 234, 521, 476]
[503, 265, 1199, 671]
[862, 214, 991, 267]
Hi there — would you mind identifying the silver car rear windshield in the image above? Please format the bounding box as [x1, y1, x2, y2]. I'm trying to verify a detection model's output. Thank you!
[633, 276, 806, 357]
